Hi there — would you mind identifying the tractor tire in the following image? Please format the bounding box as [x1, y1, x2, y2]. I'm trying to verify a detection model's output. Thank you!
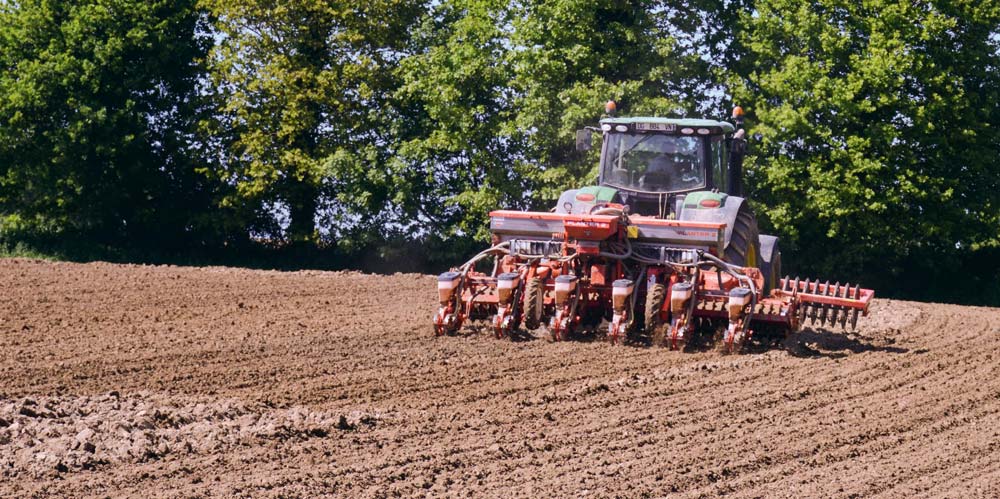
[758, 235, 782, 292]
[522, 278, 544, 330]
[724, 202, 762, 269]
[769, 250, 781, 291]
[645, 283, 667, 346]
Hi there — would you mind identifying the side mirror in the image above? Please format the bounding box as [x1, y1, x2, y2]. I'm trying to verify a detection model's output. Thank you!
[575, 129, 592, 151]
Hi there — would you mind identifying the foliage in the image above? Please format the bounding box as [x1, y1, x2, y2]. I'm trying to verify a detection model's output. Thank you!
[0, 0, 214, 247]
[508, 0, 696, 202]
[733, 0, 1000, 285]
[396, 0, 709, 240]
[392, 0, 525, 240]
[201, 0, 426, 245]
[0, 0, 998, 303]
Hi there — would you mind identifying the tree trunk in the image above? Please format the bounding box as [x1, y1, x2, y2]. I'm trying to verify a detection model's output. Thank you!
[286, 180, 318, 244]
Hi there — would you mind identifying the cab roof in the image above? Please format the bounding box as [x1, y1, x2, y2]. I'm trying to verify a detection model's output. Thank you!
[600, 117, 735, 134]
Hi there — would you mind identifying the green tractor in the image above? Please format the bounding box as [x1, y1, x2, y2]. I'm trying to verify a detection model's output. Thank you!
[567, 104, 782, 291]
[434, 103, 872, 348]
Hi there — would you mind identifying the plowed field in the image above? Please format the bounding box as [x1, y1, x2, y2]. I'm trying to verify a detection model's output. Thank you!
[1, 259, 998, 498]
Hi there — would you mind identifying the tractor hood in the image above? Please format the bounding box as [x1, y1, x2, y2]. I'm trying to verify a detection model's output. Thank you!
[554, 186, 623, 214]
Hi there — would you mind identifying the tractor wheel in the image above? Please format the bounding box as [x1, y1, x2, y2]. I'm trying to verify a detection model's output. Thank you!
[758, 235, 782, 293]
[522, 278, 544, 330]
[724, 202, 762, 268]
[769, 250, 781, 291]
[645, 283, 667, 346]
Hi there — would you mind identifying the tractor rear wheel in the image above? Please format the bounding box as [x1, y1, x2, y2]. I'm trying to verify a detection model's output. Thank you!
[523, 278, 543, 330]
[725, 203, 762, 268]
[759, 235, 782, 292]
[645, 283, 667, 346]
[769, 250, 781, 291]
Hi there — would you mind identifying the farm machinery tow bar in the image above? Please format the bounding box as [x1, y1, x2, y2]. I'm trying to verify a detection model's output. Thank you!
[433, 105, 873, 352]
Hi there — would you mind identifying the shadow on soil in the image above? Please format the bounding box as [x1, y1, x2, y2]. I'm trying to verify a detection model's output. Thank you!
[784, 328, 910, 358]
[459, 323, 913, 359]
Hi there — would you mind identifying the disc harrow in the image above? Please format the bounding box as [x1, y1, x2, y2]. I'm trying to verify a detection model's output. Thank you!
[778, 277, 873, 330]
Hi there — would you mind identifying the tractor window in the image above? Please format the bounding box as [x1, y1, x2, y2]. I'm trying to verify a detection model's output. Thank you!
[711, 136, 727, 191]
[601, 133, 706, 193]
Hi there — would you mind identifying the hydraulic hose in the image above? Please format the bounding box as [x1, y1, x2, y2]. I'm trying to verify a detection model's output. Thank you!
[459, 242, 511, 273]
[599, 234, 633, 260]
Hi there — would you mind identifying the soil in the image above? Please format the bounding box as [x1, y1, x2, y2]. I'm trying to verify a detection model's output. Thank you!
[1, 259, 998, 498]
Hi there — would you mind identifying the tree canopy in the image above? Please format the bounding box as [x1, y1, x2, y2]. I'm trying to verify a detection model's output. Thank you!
[201, 0, 426, 245]
[734, 0, 1000, 290]
[0, 0, 213, 247]
[0, 0, 997, 303]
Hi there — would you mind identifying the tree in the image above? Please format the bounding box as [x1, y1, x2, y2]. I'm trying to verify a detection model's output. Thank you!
[395, 0, 707, 241]
[733, 0, 1000, 288]
[393, 0, 528, 241]
[0, 0, 214, 247]
[510, 0, 709, 204]
[202, 0, 425, 245]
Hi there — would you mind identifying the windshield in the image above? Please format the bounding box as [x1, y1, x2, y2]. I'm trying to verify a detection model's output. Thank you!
[602, 133, 706, 193]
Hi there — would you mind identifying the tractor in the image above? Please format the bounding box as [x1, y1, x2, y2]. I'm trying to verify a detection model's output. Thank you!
[433, 103, 872, 352]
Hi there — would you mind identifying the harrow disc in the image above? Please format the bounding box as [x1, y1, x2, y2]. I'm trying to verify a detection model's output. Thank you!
[780, 276, 872, 331]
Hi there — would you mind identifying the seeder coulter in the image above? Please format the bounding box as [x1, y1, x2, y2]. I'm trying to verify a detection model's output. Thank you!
[433, 105, 873, 352]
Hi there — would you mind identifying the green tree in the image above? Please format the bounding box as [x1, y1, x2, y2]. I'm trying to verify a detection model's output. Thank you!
[396, 0, 708, 240]
[202, 0, 425, 246]
[733, 0, 1000, 288]
[0, 0, 214, 247]
[393, 0, 527, 240]
[510, 0, 711, 203]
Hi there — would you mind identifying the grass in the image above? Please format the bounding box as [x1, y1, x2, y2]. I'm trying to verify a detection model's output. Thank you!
[0, 241, 61, 260]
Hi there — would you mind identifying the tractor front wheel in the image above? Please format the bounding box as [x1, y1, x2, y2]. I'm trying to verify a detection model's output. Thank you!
[523, 278, 544, 330]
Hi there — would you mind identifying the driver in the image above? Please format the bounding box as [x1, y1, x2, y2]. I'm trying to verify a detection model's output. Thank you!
[641, 155, 672, 189]
[647, 154, 671, 174]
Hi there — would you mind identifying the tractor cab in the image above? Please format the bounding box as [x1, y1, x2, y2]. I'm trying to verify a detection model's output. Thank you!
[575, 106, 749, 219]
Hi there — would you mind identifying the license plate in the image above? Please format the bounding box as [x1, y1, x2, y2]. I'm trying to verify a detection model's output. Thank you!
[635, 122, 677, 131]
